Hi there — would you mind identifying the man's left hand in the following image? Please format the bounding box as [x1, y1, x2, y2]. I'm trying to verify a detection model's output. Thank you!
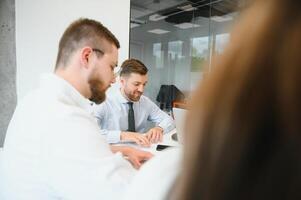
[146, 127, 163, 143]
[110, 146, 153, 169]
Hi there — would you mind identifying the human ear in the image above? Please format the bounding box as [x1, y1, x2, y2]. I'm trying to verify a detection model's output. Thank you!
[80, 47, 93, 69]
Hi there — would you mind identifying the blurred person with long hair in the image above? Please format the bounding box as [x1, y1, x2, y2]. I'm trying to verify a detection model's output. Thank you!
[175, 0, 301, 199]
[123, 0, 301, 199]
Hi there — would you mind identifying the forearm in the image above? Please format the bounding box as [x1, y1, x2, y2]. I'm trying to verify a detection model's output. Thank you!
[120, 131, 129, 141]
[149, 104, 175, 133]
[120, 131, 140, 141]
[110, 145, 130, 155]
[157, 118, 175, 133]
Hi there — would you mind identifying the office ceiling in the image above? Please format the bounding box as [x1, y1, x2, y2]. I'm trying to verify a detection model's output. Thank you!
[131, 0, 243, 22]
[130, 0, 244, 42]
[131, 0, 187, 19]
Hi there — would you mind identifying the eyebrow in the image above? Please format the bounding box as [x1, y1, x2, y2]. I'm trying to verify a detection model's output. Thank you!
[92, 48, 104, 55]
[134, 81, 148, 84]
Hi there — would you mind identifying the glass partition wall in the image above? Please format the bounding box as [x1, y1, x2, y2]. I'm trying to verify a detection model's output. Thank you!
[130, 0, 242, 105]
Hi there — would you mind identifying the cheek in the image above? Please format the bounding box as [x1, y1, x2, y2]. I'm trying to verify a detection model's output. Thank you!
[105, 67, 114, 80]
[96, 66, 111, 82]
[126, 85, 134, 93]
[132, 87, 139, 93]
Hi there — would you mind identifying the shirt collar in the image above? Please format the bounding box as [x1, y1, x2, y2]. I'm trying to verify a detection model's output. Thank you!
[39, 73, 92, 111]
[116, 88, 132, 104]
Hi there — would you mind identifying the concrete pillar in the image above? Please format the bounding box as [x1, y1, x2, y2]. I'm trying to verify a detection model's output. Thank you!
[0, 0, 16, 147]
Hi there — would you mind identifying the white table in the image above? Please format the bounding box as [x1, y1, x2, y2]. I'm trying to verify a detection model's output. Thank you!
[114, 129, 181, 155]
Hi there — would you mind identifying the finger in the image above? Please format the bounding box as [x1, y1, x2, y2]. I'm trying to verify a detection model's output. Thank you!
[138, 136, 150, 147]
[133, 138, 143, 146]
[146, 132, 152, 143]
[138, 152, 153, 164]
[131, 158, 141, 169]
[143, 152, 153, 160]
[125, 155, 139, 169]
[153, 131, 159, 143]
[145, 133, 150, 140]
[156, 132, 162, 143]
[151, 132, 157, 143]
[159, 132, 163, 142]
[146, 132, 152, 140]
[133, 134, 148, 146]
[146, 131, 152, 143]
[149, 133, 154, 143]
[143, 137, 151, 147]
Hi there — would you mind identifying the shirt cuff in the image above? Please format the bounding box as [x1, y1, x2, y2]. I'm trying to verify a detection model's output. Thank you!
[157, 122, 175, 134]
[106, 130, 122, 144]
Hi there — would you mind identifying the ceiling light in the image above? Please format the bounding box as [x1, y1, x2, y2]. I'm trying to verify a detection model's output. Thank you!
[130, 18, 146, 25]
[177, 4, 197, 11]
[149, 14, 167, 21]
[130, 23, 140, 28]
[211, 16, 233, 22]
[147, 29, 170, 34]
[174, 23, 200, 29]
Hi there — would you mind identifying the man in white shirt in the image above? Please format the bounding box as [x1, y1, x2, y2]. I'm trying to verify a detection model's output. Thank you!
[1, 18, 151, 200]
[93, 59, 175, 146]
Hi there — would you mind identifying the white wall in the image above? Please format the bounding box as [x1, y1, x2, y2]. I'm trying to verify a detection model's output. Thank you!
[16, 0, 130, 99]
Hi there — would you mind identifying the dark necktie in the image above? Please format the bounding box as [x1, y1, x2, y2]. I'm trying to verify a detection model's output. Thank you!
[127, 102, 135, 132]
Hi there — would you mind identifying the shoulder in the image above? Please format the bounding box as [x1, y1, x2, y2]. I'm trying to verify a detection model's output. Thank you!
[92, 95, 114, 111]
[139, 95, 155, 105]
[106, 86, 121, 100]
[105, 89, 123, 106]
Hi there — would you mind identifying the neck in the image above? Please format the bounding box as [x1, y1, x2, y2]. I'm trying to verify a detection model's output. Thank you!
[55, 67, 90, 98]
[120, 88, 131, 101]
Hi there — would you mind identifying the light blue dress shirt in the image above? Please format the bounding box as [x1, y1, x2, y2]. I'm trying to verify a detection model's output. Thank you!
[93, 89, 175, 144]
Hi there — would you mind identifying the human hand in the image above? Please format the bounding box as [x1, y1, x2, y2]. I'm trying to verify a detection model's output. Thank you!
[123, 147, 153, 169]
[145, 127, 163, 144]
[121, 131, 151, 147]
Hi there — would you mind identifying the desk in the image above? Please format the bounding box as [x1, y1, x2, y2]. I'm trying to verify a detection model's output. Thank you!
[173, 101, 187, 109]
[114, 128, 181, 155]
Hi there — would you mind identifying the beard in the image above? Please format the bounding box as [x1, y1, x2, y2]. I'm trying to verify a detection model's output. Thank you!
[88, 79, 107, 104]
[125, 90, 142, 102]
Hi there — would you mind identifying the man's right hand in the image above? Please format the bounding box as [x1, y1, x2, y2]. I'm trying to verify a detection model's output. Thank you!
[121, 131, 150, 147]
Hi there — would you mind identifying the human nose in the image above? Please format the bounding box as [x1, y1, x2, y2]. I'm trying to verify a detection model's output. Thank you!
[138, 85, 144, 93]
[111, 75, 116, 84]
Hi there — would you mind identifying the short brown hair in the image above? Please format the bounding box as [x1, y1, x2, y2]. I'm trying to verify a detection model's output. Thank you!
[119, 58, 148, 77]
[55, 18, 120, 69]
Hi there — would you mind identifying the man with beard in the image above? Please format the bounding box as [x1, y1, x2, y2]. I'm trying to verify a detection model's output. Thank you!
[1, 18, 152, 200]
[93, 59, 175, 146]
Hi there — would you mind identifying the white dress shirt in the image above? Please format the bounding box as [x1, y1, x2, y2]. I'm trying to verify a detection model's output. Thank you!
[1, 74, 136, 200]
[123, 147, 182, 200]
[93, 89, 175, 143]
